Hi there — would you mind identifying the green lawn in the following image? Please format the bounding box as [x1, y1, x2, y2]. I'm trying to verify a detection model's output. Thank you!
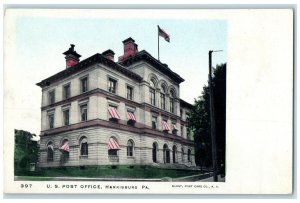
[15, 176, 54, 181]
[16, 165, 201, 179]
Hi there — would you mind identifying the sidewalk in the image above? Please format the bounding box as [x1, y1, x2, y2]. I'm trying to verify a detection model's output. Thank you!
[196, 175, 225, 182]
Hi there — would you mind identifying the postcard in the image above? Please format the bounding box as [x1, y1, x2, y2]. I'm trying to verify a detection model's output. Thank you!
[3, 8, 293, 194]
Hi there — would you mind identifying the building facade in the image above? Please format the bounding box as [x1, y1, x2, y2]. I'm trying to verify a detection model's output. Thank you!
[37, 38, 195, 168]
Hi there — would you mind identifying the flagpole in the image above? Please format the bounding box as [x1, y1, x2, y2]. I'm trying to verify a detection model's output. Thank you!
[157, 25, 160, 61]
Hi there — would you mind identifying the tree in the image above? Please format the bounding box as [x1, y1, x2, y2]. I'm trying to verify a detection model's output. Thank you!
[188, 63, 226, 174]
[14, 129, 39, 174]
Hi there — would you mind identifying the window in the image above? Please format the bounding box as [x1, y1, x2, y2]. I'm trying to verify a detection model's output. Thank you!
[59, 139, 70, 161]
[80, 77, 88, 93]
[152, 142, 158, 163]
[48, 90, 55, 105]
[170, 90, 175, 113]
[160, 85, 166, 110]
[63, 109, 70, 126]
[152, 116, 157, 129]
[108, 106, 120, 122]
[80, 104, 88, 121]
[127, 140, 134, 157]
[180, 109, 183, 118]
[108, 78, 117, 94]
[48, 114, 54, 129]
[108, 137, 120, 162]
[127, 111, 136, 126]
[181, 148, 184, 162]
[150, 88, 155, 106]
[172, 122, 177, 135]
[181, 125, 184, 137]
[149, 79, 156, 106]
[163, 144, 170, 164]
[108, 149, 118, 156]
[188, 149, 192, 162]
[160, 93, 165, 110]
[172, 145, 177, 163]
[63, 84, 71, 99]
[47, 142, 54, 162]
[127, 86, 133, 100]
[80, 137, 88, 156]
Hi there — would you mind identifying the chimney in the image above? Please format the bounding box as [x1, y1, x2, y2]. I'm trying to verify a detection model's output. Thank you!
[102, 49, 115, 61]
[63, 44, 82, 68]
[118, 37, 138, 62]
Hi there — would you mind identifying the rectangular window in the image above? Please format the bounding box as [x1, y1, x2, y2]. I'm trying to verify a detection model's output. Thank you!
[63, 109, 70, 126]
[181, 125, 184, 137]
[63, 84, 71, 99]
[127, 146, 133, 157]
[150, 88, 156, 106]
[48, 90, 55, 105]
[127, 111, 136, 126]
[81, 77, 88, 93]
[170, 98, 174, 113]
[172, 122, 177, 135]
[108, 149, 118, 156]
[81, 143, 88, 156]
[108, 106, 120, 123]
[180, 109, 183, 118]
[80, 104, 88, 121]
[48, 114, 54, 129]
[160, 93, 165, 110]
[108, 78, 117, 94]
[152, 116, 157, 129]
[127, 86, 133, 100]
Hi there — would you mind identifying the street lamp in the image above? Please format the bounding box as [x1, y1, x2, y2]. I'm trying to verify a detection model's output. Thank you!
[208, 50, 222, 182]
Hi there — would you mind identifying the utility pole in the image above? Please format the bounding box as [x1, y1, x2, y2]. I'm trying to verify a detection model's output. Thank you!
[209, 50, 222, 182]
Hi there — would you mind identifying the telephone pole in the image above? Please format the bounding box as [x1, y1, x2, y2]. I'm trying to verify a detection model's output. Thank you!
[209, 50, 222, 182]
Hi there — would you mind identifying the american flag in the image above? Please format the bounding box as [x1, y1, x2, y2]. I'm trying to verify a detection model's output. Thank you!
[158, 26, 170, 42]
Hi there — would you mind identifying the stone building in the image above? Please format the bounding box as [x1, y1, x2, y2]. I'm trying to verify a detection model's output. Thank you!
[37, 38, 195, 168]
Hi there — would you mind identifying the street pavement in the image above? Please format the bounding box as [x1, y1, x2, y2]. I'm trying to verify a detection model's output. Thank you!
[197, 175, 225, 182]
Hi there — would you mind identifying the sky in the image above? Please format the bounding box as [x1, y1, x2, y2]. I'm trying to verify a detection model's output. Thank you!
[5, 10, 227, 135]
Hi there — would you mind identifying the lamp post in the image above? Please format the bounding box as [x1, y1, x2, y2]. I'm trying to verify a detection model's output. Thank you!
[208, 50, 222, 182]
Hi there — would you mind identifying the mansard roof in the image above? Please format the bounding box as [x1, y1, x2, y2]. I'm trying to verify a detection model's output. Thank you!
[119, 50, 185, 84]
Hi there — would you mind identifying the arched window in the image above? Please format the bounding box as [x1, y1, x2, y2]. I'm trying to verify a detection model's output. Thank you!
[163, 144, 170, 164]
[47, 142, 54, 162]
[59, 139, 69, 156]
[59, 139, 70, 162]
[108, 137, 120, 162]
[127, 140, 134, 157]
[181, 148, 184, 163]
[188, 149, 192, 162]
[172, 145, 177, 163]
[169, 90, 175, 113]
[152, 142, 158, 163]
[149, 79, 156, 106]
[160, 85, 166, 110]
[80, 137, 88, 157]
